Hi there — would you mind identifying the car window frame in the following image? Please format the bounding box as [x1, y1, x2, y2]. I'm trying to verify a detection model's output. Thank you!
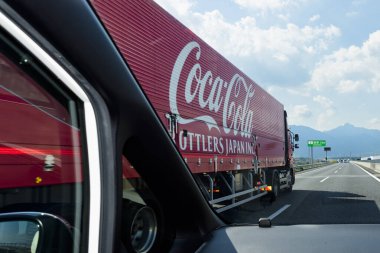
[0, 10, 102, 253]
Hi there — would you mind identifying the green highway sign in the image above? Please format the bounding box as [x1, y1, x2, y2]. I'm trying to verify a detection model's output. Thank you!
[307, 140, 326, 147]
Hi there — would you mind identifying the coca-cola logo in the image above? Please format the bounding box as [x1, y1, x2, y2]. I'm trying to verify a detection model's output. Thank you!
[169, 41, 255, 138]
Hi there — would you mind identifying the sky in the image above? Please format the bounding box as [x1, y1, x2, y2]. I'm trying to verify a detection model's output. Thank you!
[154, 0, 380, 131]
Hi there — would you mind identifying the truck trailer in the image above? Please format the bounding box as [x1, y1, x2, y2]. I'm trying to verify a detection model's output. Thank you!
[92, 0, 299, 212]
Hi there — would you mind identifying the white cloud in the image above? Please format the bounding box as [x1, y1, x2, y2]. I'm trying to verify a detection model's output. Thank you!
[188, 11, 340, 64]
[369, 118, 380, 129]
[294, 105, 312, 118]
[313, 95, 335, 130]
[307, 30, 380, 94]
[234, 0, 304, 12]
[267, 85, 311, 97]
[288, 104, 312, 124]
[313, 95, 333, 109]
[234, 0, 288, 11]
[154, 0, 340, 87]
[277, 14, 290, 22]
[309, 14, 320, 22]
[316, 108, 335, 131]
[154, 0, 196, 17]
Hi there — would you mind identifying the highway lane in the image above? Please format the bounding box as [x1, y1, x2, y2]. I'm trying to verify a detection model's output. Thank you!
[222, 163, 380, 225]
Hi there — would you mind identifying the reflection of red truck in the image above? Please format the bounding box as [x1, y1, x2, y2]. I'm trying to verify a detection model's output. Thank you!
[0, 55, 82, 189]
[93, 0, 298, 210]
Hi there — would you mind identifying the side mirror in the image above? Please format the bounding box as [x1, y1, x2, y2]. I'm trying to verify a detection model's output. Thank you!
[0, 212, 75, 253]
[295, 144, 299, 149]
[0, 219, 40, 252]
[294, 134, 299, 142]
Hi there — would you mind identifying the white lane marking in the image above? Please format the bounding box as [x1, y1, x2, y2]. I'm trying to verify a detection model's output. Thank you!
[320, 176, 329, 182]
[334, 170, 338, 173]
[354, 164, 380, 183]
[268, 204, 291, 220]
[297, 176, 327, 178]
[329, 175, 368, 178]
[298, 175, 369, 179]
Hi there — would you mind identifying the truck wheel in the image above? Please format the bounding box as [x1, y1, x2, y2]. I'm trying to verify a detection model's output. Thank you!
[285, 180, 293, 192]
[271, 173, 280, 201]
[122, 201, 158, 253]
[291, 168, 295, 185]
[285, 169, 294, 192]
[122, 197, 174, 253]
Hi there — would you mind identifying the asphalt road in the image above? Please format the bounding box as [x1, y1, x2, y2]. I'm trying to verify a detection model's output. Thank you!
[222, 163, 380, 225]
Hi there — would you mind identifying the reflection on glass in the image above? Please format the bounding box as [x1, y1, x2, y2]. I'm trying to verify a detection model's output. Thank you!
[0, 29, 86, 253]
[0, 220, 40, 253]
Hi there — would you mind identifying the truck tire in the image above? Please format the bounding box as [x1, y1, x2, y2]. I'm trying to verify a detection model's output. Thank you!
[271, 172, 280, 201]
[285, 169, 294, 192]
[290, 168, 295, 185]
[285, 179, 293, 193]
[286, 183, 293, 192]
[122, 201, 158, 253]
[122, 197, 174, 253]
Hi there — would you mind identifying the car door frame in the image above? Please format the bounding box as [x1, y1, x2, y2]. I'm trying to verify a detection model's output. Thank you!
[0, 5, 115, 252]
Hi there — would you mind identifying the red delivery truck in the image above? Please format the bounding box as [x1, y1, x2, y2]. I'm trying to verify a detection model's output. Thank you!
[93, 0, 299, 210]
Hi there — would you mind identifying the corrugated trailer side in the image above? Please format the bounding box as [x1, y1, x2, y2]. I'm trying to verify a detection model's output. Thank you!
[93, 0, 285, 172]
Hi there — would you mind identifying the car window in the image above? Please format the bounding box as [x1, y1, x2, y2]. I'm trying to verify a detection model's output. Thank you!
[0, 28, 88, 252]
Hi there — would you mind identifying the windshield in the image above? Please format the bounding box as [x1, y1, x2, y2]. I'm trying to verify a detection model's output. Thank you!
[92, 0, 380, 226]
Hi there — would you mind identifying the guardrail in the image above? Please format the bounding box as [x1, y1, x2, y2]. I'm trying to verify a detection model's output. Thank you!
[294, 162, 334, 172]
[351, 161, 380, 172]
[361, 159, 380, 163]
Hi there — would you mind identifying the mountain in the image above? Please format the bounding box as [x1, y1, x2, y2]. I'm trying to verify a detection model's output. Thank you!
[289, 123, 380, 159]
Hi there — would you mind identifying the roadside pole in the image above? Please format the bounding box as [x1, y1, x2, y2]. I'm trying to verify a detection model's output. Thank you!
[324, 147, 331, 162]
